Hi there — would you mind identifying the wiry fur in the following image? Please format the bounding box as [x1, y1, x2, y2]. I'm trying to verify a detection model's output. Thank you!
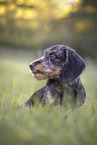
[24, 45, 86, 107]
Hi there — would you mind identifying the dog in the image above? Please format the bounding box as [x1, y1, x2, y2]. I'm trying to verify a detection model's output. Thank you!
[24, 45, 86, 107]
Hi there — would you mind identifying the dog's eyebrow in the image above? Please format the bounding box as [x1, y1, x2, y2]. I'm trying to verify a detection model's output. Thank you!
[48, 51, 52, 54]
[44, 49, 53, 55]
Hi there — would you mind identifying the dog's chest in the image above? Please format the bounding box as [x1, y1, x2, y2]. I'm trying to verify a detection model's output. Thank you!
[46, 79, 74, 104]
[62, 85, 74, 104]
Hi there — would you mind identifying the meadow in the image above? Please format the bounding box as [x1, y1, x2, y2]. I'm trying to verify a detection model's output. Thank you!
[0, 47, 97, 145]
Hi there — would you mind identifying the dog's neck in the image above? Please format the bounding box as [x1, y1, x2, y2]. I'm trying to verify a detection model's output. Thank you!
[46, 78, 73, 88]
[46, 79, 62, 86]
[46, 79, 63, 105]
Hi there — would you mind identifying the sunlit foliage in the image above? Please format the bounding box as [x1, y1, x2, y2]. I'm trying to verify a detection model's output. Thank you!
[0, 0, 97, 57]
[0, 0, 84, 27]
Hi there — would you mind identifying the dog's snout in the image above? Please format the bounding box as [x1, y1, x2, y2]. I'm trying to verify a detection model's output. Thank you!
[29, 63, 35, 70]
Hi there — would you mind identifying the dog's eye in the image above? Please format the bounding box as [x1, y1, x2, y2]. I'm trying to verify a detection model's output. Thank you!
[49, 53, 55, 58]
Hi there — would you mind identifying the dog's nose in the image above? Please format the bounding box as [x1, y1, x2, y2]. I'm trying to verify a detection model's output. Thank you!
[29, 63, 35, 70]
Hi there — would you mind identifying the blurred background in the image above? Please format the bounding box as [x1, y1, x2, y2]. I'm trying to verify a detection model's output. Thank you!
[0, 0, 97, 58]
[0, 1, 97, 145]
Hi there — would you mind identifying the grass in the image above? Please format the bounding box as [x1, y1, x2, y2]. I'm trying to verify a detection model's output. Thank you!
[0, 48, 97, 145]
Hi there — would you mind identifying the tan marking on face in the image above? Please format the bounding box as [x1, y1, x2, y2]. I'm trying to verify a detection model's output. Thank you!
[33, 62, 56, 73]
[33, 69, 60, 80]
[32, 60, 61, 80]
[48, 51, 52, 54]
[33, 63, 43, 71]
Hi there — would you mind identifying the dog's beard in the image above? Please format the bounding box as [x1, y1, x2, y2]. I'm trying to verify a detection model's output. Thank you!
[33, 72, 60, 80]
[31, 66, 61, 80]
[33, 72, 48, 80]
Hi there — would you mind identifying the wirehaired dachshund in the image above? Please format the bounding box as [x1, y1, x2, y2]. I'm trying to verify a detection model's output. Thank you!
[24, 45, 86, 107]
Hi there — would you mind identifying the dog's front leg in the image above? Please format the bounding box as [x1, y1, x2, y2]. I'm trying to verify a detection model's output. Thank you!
[23, 87, 46, 107]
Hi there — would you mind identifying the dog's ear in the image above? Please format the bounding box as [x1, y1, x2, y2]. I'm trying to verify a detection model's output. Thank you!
[60, 48, 86, 84]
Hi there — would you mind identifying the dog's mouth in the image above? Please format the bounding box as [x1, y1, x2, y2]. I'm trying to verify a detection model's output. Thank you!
[31, 70, 60, 80]
[32, 70, 45, 75]
[31, 70, 48, 80]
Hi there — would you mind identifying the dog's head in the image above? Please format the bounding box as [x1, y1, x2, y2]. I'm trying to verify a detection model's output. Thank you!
[29, 45, 86, 84]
